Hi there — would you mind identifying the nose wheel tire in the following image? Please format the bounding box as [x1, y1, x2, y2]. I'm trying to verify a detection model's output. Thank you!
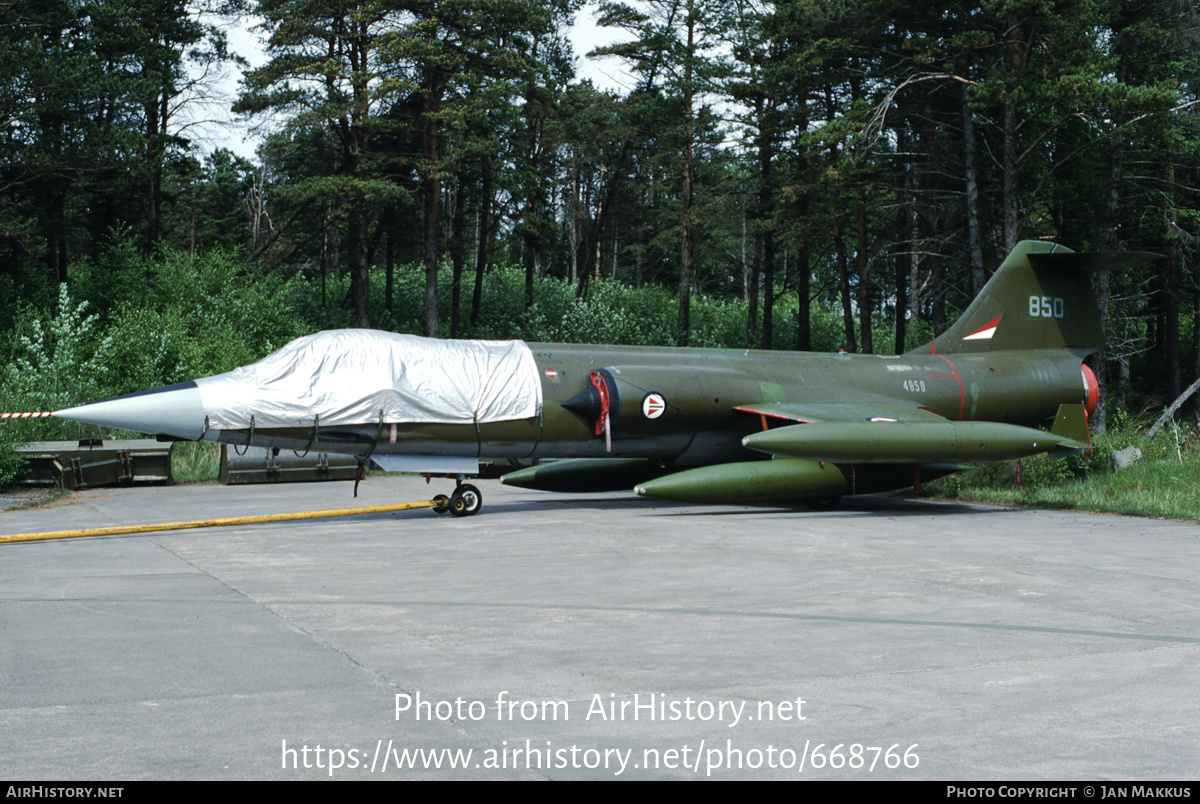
[449, 484, 482, 517]
[432, 494, 451, 514]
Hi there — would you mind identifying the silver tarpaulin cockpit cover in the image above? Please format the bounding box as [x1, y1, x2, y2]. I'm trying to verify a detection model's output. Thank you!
[194, 330, 543, 430]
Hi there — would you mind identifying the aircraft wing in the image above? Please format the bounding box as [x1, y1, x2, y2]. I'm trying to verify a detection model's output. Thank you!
[734, 401, 948, 425]
[736, 402, 1086, 464]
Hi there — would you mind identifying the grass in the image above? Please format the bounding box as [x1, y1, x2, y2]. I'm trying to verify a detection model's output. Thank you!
[171, 441, 222, 484]
[923, 413, 1200, 522]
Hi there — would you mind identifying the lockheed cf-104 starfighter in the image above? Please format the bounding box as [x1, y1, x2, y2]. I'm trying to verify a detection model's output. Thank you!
[53, 241, 1152, 515]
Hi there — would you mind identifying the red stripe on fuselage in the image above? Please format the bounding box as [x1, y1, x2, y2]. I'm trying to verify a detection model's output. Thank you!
[927, 355, 965, 421]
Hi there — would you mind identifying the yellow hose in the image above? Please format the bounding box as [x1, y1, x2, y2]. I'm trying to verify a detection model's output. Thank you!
[1, 499, 445, 544]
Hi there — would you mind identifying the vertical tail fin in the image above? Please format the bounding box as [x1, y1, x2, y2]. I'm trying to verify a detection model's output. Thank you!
[912, 241, 1156, 356]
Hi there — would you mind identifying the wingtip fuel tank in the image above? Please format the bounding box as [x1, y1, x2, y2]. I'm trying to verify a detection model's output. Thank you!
[632, 460, 963, 505]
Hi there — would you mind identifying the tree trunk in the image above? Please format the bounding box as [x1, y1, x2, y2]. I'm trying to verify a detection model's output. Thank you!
[833, 217, 856, 352]
[1002, 99, 1019, 251]
[795, 247, 811, 351]
[471, 160, 493, 327]
[569, 167, 580, 284]
[856, 197, 872, 354]
[677, 7, 695, 346]
[1001, 16, 1028, 252]
[450, 184, 466, 337]
[348, 202, 370, 328]
[1091, 132, 1124, 433]
[761, 229, 775, 350]
[747, 219, 759, 337]
[894, 205, 907, 354]
[422, 87, 441, 338]
[962, 83, 986, 295]
[385, 211, 396, 324]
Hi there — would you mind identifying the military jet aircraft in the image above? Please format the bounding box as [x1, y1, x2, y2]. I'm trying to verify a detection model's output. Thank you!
[53, 240, 1150, 516]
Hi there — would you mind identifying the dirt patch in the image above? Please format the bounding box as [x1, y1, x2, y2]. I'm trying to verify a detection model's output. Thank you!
[0, 488, 65, 511]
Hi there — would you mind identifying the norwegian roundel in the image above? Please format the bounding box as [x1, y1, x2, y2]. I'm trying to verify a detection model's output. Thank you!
[642, 392, 666, 420]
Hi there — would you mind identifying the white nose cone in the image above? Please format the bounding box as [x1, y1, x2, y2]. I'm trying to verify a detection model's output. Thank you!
[54, 381, 207, 440]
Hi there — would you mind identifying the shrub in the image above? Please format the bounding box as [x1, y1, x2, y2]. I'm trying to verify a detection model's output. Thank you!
[0, 284, 113, 456]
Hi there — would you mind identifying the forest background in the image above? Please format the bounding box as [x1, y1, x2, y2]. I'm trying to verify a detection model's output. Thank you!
[2, 0, 1199, 488]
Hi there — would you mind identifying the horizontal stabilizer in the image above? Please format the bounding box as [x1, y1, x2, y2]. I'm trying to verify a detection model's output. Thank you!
[1046, 403, 1092, 459]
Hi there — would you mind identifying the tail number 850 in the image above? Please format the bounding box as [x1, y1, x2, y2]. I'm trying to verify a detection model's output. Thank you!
[1029, 295, 1064, 318]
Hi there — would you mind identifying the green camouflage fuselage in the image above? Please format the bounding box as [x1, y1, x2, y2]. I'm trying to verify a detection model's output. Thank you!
[218, 344, 1088, 467]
